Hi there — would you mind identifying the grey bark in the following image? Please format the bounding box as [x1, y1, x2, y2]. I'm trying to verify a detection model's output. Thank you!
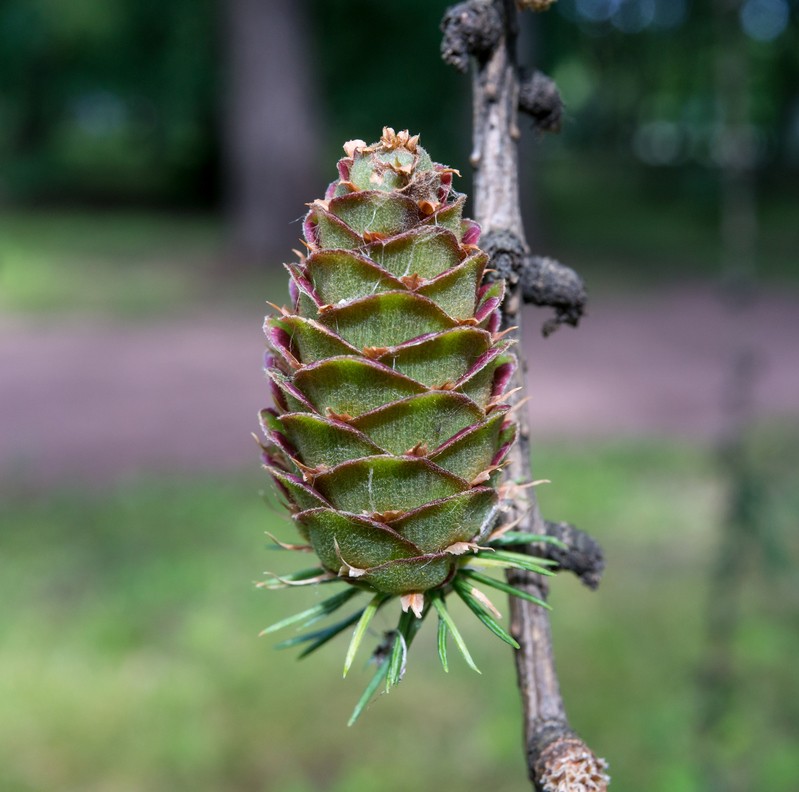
[223, 0, 321, 264]
[442, 1, 609, 789]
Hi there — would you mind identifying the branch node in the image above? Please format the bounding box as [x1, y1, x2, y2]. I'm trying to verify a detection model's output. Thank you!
[441, 1, 503, 73]
[522, 256, 587, 336]
[518, 69, 564, 133]
[482, 229, 527, 286]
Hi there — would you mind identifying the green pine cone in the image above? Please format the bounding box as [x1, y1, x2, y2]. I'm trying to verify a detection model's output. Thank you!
[259, 129, 552, 717]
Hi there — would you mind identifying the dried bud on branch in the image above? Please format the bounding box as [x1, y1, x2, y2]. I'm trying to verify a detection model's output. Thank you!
[441, 1, 503, 73]
[519, 70, 564, 133]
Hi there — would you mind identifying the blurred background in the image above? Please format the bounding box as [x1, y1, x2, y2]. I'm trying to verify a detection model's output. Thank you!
[1, 1, 798, 790]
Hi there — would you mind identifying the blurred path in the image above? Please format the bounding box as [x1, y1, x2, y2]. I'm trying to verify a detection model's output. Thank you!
[2, 285, 797, 489]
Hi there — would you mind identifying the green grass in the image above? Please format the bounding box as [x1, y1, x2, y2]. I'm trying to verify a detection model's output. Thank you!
[2, 440, 797, 792]
[0, 210, 227, 316]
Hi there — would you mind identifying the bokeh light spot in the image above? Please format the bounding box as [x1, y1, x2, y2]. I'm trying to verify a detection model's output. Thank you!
[651, 0, 687, 30]
[740, 0, 790, 42]
[633, 120, 684, 165]
[576, 0, 624, 23]
[612, 0, 657, 33]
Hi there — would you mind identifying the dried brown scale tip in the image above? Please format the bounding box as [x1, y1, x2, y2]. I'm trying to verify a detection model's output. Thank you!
[445, 541, 483, 556]
[405, 442, 429, 457]
[325, 408, 354, 423]
[418, 199, 439, 215]
[372, 510, 404, 523]
[343, 139, 367, 158]
[362, 346, 389, 359]
[535, 738, 610, 792]
[400, 592, 425, 618]
[378, 127, 419, 152]
[400, 273, 424, 290]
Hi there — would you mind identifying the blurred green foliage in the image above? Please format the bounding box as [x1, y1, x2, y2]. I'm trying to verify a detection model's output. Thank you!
[2, 440, 796, 791]
[2, 0, 797, 208]
[0, 210, 224, 314]
[0, 0, 218, 204]
[539, 152, 799, 288]
[308, 0, 470, 170]
[542, 0, 799, 158]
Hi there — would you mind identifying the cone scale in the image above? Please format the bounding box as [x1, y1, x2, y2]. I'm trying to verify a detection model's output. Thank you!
[259, 130, 552, 716]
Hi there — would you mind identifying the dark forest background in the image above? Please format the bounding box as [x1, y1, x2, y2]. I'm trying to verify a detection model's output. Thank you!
[2, 0, 797, 265]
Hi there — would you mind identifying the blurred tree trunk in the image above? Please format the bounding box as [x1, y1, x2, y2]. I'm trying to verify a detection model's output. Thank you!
[223, 0, 321, 266]
[699, 2, 760, 790]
